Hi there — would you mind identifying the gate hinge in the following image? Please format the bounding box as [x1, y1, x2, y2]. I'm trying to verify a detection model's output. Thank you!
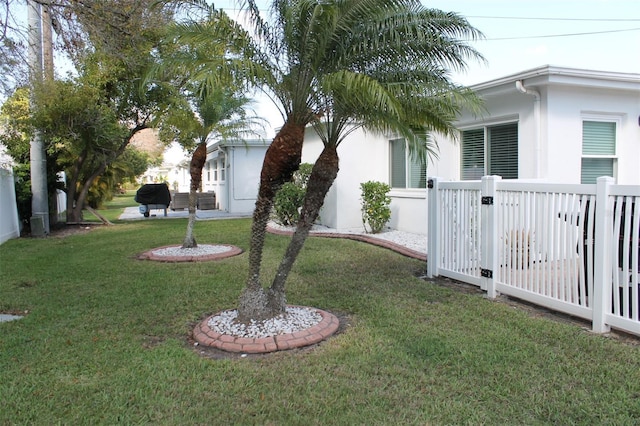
[481, 268, 493, 278]
[481, 196, 494, 205]
[427, 179, 434, 189]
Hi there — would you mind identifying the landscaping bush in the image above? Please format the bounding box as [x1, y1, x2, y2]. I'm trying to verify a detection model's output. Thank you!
[360, 180, 391, 233]
[273, 163, 313, 226]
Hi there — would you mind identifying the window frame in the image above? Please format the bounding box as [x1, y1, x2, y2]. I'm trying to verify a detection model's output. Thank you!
[580, 115, 619, 184]
[389, 137, 427, 189]
[460, 120, 519, 180]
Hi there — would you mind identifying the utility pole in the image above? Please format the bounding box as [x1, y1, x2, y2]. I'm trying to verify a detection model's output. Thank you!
[27, 0, 50, 236]
[42, 4, 54, 80]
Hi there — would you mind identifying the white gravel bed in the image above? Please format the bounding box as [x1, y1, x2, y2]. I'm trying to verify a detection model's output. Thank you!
[269, 221, 426, 254]
[151, 244, 233, 257]
[362, 230, 427, 254]
[208, 306, 322, 338]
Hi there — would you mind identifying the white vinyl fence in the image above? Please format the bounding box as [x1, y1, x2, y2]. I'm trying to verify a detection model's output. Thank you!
[427, 176, 640, 337]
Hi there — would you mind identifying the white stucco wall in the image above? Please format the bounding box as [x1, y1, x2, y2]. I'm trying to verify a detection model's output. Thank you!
[0, 167, 20, 244]
[227, 144, 268, 213]
[302, 126, 382, 231]
[205, 140, 269, 214]
[546, 85, 640, 184]
[302, 126, 447, 234]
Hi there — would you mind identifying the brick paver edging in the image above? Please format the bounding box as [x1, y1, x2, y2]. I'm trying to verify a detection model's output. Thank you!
[267, 227, 427, 261]
[137, 244, 243, 262]
[193, 307, 340, 354]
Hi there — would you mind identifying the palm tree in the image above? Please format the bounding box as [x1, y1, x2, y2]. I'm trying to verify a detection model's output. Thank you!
[235, 0, 335, 321]
[151, 9, 264, 248]
[179, 89, 263, 248]
[237, 0, 484, 320]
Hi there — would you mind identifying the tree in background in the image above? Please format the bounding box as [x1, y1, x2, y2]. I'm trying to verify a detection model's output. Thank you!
[31, 78, 128, 223]
[0, 0, 185, 227]
[84, 146, 150, 208]
[0, 87, 64, 229]
[165, 88, 263, 249]
[1, 80, 158, 224]
[0, 0, 29, 99]
[153, 10, 265, 248]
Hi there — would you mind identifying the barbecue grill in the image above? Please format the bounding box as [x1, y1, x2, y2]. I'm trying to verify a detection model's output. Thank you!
[134, 184, 172, 217]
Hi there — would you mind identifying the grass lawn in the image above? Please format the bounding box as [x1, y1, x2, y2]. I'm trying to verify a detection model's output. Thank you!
[1, 194, 640, 424]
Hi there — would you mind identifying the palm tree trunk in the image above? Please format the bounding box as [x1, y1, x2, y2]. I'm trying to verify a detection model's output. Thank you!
[268, 145, 339, 309]
[182, 191, 198, 248]
[183, 143, 207, 249]
[237, 120, 305, 322]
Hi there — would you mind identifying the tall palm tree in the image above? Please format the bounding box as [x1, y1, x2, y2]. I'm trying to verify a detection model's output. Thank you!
[163, 1, 483, 321]
[235, 0, 336, 321]
[237, 0, 484, 320]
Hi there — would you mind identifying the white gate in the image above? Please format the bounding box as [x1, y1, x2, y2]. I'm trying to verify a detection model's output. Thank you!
[428, 176, 640, 336]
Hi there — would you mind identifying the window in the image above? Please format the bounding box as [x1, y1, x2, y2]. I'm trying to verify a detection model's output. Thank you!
[581, 120, 616, 184]
[390, 138, 426, 189]
[213, 160, 218, 181]
[461, 123, 518, 180]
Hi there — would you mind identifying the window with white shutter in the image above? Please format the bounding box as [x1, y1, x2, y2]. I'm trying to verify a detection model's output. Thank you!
[390, 138, 427, 188]
[461, 122, 518, 180]
[581, 120, 616, 184]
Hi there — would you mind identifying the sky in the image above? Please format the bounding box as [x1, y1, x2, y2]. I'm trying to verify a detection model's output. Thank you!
[207, 0, 640, 139]
[424, 0, 640, 85]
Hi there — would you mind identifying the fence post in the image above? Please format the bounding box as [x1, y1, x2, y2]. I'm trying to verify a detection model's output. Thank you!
[592, 176, 614, 333]
[481, 176, 501, 298]
[427, 177, 441, 278]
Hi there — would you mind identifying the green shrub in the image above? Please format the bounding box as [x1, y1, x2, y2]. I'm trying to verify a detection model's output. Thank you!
[273, 163, 313, 226]
[360, 181, 391, 233]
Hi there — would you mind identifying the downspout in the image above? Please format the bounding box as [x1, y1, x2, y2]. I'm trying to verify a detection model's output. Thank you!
[515, 80, 541, 178]
[219, 145, 230, 212]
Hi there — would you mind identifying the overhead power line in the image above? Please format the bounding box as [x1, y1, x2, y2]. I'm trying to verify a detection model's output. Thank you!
[468, 16, 640, 22]
[483, 27, 640, 41]
[204, 5, 640, 42]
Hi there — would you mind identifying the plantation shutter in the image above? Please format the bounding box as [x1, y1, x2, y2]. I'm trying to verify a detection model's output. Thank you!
[581, 158, 614, 184]
[488, 123, 518, 179]
[408, 155, 427, 188]
[581, 121, 616, 183]
[390, 138, 406, 188]
[582, 121, 615, 155]
[461, 129, 484, 180]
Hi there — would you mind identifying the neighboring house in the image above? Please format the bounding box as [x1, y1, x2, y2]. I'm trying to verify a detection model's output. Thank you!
[140, 162, 190, 192]
[301, 65, 640, 235]
[203, 139, 269, 214]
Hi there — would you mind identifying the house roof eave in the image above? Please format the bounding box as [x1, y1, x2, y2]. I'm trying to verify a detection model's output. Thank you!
[470, 65, 640, 95]
[206, 138, 269, 153]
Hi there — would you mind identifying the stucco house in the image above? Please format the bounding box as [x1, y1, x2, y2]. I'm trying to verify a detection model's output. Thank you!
[203, 138, 269, 214]
[300, 65, 640, 235]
